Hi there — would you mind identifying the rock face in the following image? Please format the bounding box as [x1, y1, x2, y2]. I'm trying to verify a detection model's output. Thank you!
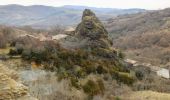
[75, 9, 111, 49]
[0, 63, 37, 100]
[0, 73, 28, 100]
[60, 9, 112, 50]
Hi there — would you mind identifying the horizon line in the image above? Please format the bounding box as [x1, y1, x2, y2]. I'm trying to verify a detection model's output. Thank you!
[0, 4, 166, 10]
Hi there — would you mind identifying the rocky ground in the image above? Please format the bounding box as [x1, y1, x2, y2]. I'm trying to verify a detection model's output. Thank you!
[2, 58, 170, 100]
[0, 61, 37, 100]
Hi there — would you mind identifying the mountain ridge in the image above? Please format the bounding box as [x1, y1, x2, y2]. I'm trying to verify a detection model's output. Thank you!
[0, 4, 145, 28]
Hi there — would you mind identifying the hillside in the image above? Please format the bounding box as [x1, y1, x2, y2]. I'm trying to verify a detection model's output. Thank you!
[0, 9, 137, 100]
[1, 8, 170, 100]
[106, 8, 170, 65]
[0, 4, 145, 28]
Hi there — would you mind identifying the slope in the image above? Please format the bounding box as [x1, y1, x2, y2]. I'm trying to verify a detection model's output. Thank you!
[106, 8, 170, 65]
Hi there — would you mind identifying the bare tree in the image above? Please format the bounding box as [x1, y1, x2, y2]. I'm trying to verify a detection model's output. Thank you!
[0, 33, 7, 48]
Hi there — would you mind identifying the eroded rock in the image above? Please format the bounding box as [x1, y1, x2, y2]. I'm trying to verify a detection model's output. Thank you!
[0, 73, 28, 100]
[0, 63, 37, 100]
[75, 9, 111, 49]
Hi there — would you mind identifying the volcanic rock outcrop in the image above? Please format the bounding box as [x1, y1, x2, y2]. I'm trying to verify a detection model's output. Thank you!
[75, 9, 111, 49]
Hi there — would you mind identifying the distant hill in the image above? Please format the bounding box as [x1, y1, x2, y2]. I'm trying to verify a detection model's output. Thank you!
[106, 8, 170, 65]
[0, 4, 145, 28]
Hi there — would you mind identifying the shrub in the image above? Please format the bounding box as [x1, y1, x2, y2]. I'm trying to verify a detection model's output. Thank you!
[118, 73, 135, 85]
[115, 96, 121, 100]
[135, 70, 144, 80]
[83, 80, 100, 96]
[91, 48, 115, 58]
[73, 65, 86, 78]
[112, 71, 135, 85]
[17, 48, 23, 54]
[21, 46, 48, 63]
[96, 65, 107, 74]
[83, 79, 105, 96]
[85, 65, 96, 74]
[117, 50, 125, 59]
[21, 49, 32, 60]
[0, 33, 7, 48]
[9, 49, 18, 56]
[97, 79, 105, 94]
[70, 77, 81, 89]
[57, 71, 69, 81]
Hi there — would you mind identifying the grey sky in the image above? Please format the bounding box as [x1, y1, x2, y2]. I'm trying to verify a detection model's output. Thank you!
[0, 0, 170, 10]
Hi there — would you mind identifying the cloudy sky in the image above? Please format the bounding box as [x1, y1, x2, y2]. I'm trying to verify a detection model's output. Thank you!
[0, 0, 170, 10]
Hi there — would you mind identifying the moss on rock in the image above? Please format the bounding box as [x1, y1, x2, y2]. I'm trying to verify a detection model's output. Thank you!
[75, 9, 111, 49]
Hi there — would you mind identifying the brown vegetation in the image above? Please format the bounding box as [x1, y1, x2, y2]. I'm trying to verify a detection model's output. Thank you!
[106, 8, 170, 65]
[0, 26, 14, 48]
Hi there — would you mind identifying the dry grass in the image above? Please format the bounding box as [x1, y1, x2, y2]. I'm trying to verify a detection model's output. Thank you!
[0, 47, 13, 55]
[0, 62, 18, 80]
[121, 91, 170, 100]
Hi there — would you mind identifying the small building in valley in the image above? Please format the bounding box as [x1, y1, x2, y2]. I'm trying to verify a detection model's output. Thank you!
[125, 59, 137, 65]
[52, 34, 68, 40]
[157, 68, 170, 79]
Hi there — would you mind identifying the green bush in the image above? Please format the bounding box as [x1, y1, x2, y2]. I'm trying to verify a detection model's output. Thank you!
[118, 73, 135, 85]
[57, 71, 69, 81]
[9, 49, 18, 56]
[21, 47, 48, 64]
[112, 71, 135, 85]
[117, 50, 125, 59]
[115, 96, 121, 100]
[96, 65, 108, 74]
[73, 66, 86, 78]
[18, 40, 133, 89]
[9, 48, 23, 56]
[83, 80, 100, 96]
[135, 70, 144, 80]
[70, 77, 81, 89]
[83, 79, 105, 96]
[17, 48, 23, 54]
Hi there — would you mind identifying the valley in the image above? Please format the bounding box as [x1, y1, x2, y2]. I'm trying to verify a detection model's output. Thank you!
[106, 8, 170, 66]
